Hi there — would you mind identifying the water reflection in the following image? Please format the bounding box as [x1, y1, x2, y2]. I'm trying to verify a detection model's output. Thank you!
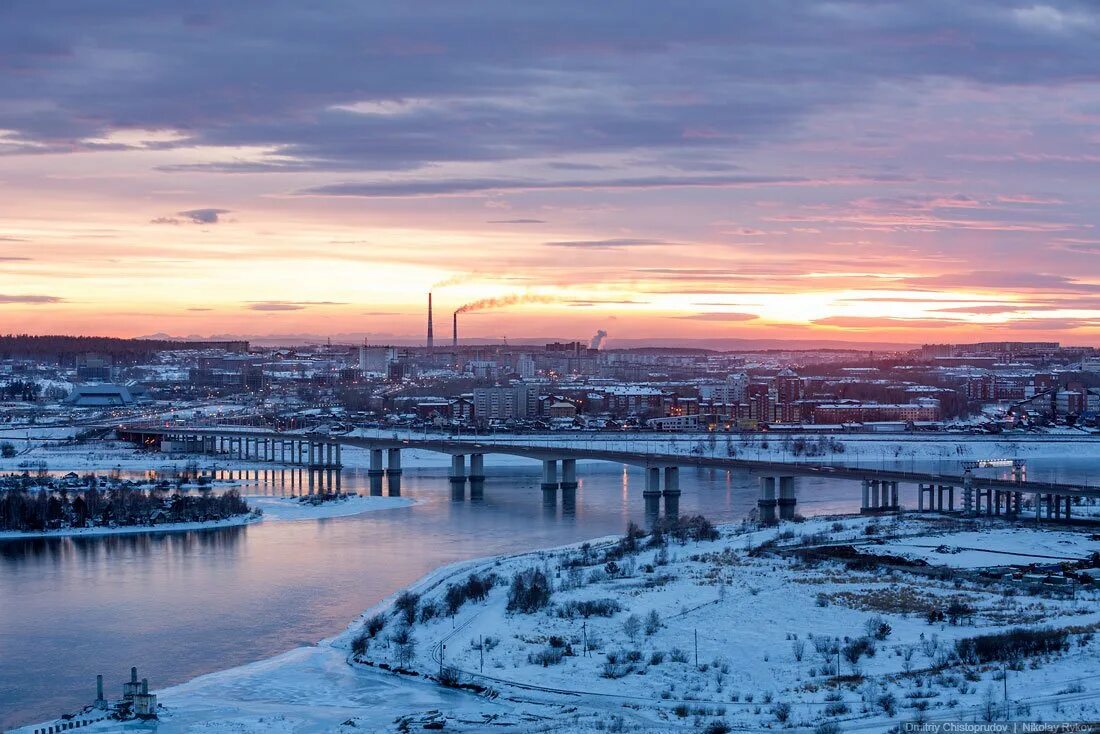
[0, 455, 1093, 728]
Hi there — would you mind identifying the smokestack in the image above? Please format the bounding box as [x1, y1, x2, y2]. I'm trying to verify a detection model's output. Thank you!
[97, 674, 104, 700]
[427, 292, 434, 350]
[453, 310, 458, 348]
[142, 678, 149, 695]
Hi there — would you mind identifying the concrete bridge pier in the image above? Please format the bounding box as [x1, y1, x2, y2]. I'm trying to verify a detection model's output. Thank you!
[644, 467, 662, 525]
[541, 459, 559, 491]
[777, 475, 796, 520]
[663, 466, 681, 519]
[450, 454, 467, 500]
[758, 476, 777, 525]
[963, 469, 974, 515]
[861, 479, 871, 512]
[917, 483, 931, 512]
[559, 458, 578, 490]
[386, 448, 402, 496]
[888, 481, 899, 510]
[469, 453, 485, 500]
[936, 484, 954, 512]
[368, 448, 385, 495]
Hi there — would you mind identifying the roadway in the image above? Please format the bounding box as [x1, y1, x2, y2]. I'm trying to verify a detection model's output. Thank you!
[114, 425, 1100, 500]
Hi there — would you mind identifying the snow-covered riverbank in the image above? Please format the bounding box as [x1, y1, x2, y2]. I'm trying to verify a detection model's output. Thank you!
[0, 494, 413, 541]
[16, 513, 1100, 733]
[0, 512, 262, 540]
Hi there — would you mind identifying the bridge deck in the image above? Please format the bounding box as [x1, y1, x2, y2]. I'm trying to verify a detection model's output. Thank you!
[114, 427, 1100, 499]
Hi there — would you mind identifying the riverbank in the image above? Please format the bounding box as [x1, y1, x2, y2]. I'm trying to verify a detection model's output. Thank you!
[15, 512, 1100, 733]
[0, 511, 262, 540]
[0, 494, 413, 540]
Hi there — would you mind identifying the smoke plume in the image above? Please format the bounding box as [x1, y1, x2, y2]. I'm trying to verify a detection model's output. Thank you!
[590, 329, 608, 349]
[455, 293, 556, 313]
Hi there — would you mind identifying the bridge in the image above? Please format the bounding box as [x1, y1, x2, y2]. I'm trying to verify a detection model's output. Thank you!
[113, 426, 1100, 525]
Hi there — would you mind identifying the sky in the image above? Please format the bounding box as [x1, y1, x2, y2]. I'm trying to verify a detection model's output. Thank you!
[2, 1, 1100, 346]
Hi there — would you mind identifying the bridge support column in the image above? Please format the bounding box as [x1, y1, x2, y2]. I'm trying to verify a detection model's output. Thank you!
[663, 466, 681, 519]
[469, 453, 486, 482]
[559, 458, 577, 490]
[778, 475, 796, 521]
[644, 467, 662, 525]
[861, 479, 871, 512]
[757, 476, 777, 525]
[386, 448, 402, 496]
[469, 453, 486, 500]
[1063, 495, 1072, 521]
[871, 480, 881, 509]
[335, 443, 342, 468]
[889, 481, 899, 510]
[450, 454, 467, 501]
[369, 449, 385, 495]
[963, 469, 974, 515]
[541, 459, 559, 492]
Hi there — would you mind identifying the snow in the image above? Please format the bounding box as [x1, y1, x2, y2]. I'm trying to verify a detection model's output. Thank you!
[866, 528, 1098, 569]
[0, 513, 260, 540]
[245, 493, 413, 521]
[16, 515, 1100, 733]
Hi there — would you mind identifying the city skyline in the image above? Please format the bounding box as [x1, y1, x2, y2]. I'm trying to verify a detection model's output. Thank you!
[4, 2, 1100, 343]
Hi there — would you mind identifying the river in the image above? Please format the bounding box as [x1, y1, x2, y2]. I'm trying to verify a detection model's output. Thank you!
[0, 456, 1093, 728]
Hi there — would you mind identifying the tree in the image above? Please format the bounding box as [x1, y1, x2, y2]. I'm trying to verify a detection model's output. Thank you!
[623, 613, 641, 643]
[644, 609, 661, 636]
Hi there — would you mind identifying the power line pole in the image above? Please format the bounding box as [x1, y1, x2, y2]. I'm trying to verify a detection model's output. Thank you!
[694, 629, 698, 667]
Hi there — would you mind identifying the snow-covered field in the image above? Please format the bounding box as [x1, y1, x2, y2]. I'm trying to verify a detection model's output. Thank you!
[18, 515, 1100, 733]
[245, 493, 413, 521]
[866, 528, 1099, 569]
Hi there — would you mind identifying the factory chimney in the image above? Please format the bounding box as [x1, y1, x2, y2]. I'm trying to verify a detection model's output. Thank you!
[427, 292, 434, 350]
[452, 310, 458, 348]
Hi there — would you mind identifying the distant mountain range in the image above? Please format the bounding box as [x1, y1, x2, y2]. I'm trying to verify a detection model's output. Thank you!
[137, 332, 914, 352]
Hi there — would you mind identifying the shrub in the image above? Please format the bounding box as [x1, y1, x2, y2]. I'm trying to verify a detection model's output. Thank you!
[365, 613, 386, 638]
[644, 609, 661, 636]
[393, 591, 420, 626]
[703, 721, 731, 734]
[507, 568, 553, 613]
[772, 702, 791, 723]
[529, 646, 566, 666]
[418, 601, 438, 624]
[557, 598, 622, 619]
[351, 632, 369, 658]
[438, 666, 463, 687]
[444, 573, 496, 615]
[955, 627, 1069, 664]
[623, 613, 642, 642]
[649, 650, 665, 665]
[843, 637, 875, 666]
[865, 616, 892, 641]
[670, 647, 689, 664]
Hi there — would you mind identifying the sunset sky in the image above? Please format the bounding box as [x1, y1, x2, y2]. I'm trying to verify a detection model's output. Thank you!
[3, 2, 1100, 345]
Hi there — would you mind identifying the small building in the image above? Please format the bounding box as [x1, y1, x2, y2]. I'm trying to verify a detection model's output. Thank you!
[64, 384, 135, 407]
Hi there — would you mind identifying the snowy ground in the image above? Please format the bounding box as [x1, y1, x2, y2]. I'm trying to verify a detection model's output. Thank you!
[866, 528, 1099, 569]
[0, 512, 261, 540]
[16, 514, 1100, 733]
[245, 493, 413, 521]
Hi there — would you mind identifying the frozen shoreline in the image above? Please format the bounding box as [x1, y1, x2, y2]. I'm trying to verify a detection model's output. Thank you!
[0, 493, 413, 541]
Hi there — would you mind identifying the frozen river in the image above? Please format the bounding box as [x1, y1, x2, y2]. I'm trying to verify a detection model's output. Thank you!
[0, 456, 1095, 728]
